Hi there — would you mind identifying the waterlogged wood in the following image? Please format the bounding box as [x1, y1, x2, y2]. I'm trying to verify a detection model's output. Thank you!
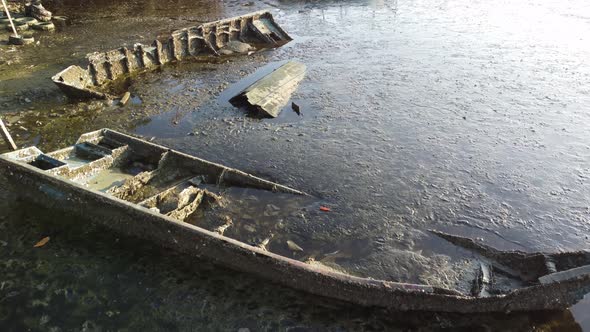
[33, 236, 50, 247]
[232, 61, 306, 117]
[0, 118, 17, 151]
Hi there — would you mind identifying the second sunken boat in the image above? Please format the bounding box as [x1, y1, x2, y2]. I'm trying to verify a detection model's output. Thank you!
[51, 11, 292, 100]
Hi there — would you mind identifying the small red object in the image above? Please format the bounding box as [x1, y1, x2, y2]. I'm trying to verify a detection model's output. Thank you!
[320, 206, 331, 212]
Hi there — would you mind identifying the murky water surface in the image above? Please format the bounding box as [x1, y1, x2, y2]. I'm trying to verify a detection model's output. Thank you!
[1, 0, 590, 330]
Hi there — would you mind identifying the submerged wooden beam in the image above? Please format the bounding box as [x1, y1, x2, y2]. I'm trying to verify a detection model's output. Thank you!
[0, 118, 17, 151]
[230, 61, 306, 117]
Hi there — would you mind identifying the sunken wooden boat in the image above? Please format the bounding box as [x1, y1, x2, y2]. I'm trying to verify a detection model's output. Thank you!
[51, 11, 292, 100]
[1, 129, 590, 313]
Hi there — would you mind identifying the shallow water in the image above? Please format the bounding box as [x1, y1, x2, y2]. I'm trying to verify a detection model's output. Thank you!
[83, 168, 134, 192]
[1, 0, 590, 330]
[61, 156, 91, 169]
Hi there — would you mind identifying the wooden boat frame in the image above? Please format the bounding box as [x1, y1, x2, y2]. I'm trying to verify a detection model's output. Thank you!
[1, 129, 590, 313]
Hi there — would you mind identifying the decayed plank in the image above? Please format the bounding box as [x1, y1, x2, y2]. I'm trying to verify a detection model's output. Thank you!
[0, 118, 17, 151]
[231, 61, 306, 117]
[539, 265, 590, 284]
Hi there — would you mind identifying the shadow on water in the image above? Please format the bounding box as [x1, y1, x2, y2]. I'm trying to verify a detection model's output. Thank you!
[0, 199, 584, 331]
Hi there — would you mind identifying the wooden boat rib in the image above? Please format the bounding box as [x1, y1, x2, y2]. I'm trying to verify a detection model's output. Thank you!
[1, 129, 590, 313]
[51, 11, 292, 100]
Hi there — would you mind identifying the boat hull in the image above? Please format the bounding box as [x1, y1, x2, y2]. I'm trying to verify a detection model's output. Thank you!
[51, 11, 292, 100]
[1, 131, 589, 313]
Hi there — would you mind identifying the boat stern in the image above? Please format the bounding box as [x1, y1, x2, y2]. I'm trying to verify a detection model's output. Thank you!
[51, 65, 110, 100]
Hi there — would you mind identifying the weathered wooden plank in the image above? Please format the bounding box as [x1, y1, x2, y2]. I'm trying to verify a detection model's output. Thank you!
[230, 61, 306, 117]
[0, 118, 17, 151]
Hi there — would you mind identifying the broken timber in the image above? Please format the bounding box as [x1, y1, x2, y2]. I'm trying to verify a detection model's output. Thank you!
[0, 118, 17, 151]
[230, 61, 306, 117]
[1, 130, 590, 312]
[51, 11, 292, 100]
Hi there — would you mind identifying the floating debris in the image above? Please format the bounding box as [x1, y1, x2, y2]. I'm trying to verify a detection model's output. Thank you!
[230, 61, 306, 117]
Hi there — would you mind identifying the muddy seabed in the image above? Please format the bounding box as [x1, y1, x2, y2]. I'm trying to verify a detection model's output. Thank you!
[1, 0, 590, 330]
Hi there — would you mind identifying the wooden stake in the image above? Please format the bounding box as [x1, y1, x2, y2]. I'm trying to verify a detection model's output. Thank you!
[1, 0, 19, 38]
[0, 117, 17, 151]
